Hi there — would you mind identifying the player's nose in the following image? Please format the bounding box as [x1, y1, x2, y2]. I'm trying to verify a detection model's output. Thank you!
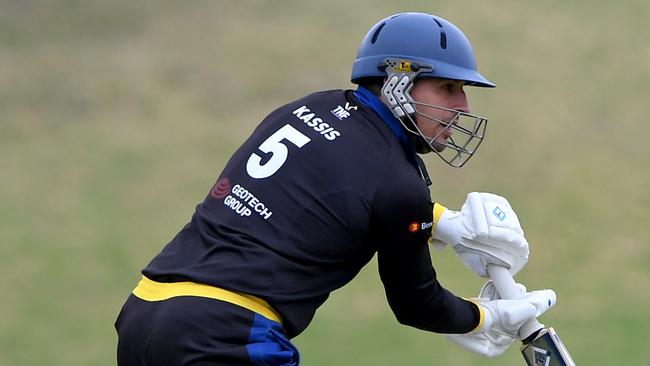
[453, 91, 470, 114]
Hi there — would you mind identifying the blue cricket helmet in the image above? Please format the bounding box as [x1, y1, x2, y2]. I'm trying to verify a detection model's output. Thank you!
[351, 12, 495, 88]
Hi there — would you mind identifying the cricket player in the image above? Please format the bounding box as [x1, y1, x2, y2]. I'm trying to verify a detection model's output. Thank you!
[116, 12, 556, 365]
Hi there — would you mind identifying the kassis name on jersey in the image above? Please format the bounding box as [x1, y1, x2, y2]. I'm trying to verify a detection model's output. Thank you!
[292, 105, 341, 141]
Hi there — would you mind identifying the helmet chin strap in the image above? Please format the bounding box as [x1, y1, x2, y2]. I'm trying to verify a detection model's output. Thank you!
[379, 57, 487, 168]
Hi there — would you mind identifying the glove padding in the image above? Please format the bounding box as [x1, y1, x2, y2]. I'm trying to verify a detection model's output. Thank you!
[432, 192, 529, 277]
[446, 281, 556, 357]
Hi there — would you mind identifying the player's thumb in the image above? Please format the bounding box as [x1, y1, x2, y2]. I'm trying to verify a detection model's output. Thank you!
[502, 289, 557, 327]
[525, 289, 557, 315]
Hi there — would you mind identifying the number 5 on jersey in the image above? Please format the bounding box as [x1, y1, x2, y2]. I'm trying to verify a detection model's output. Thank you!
[246, 124, 311, 179]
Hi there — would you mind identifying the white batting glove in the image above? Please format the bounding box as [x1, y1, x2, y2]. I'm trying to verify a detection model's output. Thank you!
[445, 281, 524, 357]
[446, 281, 556, 357]
[432, 192, 529, 277]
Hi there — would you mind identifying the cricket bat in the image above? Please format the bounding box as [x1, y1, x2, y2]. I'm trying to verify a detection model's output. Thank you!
[486, 264, 576, 366]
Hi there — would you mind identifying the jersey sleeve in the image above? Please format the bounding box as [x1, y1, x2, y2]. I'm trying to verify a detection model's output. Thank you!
[371, 157, 480, 334]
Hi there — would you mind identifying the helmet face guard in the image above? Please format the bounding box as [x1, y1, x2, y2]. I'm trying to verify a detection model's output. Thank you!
[351, 12, 494, 167]
[380, 58, 487, 167]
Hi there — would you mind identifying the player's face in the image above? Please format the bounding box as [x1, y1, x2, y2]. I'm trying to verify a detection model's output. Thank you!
[409, 78, 469, 151]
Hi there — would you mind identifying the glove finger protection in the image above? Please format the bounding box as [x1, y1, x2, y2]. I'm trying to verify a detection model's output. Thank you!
[467, 193, 522, 237]
[466, 193, 527, 252]
[432, 192, 529, 277]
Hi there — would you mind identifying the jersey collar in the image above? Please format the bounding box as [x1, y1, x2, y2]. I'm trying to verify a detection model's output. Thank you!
[353, 86, 411, 149]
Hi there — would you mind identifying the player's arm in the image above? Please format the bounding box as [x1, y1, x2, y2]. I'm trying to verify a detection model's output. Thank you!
[376, 233, 481, 334]
[372, 172, 480, 334]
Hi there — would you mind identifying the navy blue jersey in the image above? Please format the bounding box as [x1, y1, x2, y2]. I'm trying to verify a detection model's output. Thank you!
[143, 89, 479, 338]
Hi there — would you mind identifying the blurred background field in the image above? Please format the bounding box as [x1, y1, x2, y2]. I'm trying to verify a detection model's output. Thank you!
[1, 0, 649, 365]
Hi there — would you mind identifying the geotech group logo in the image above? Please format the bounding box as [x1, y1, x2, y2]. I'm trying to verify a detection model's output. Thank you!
[409, 221, 433, 233]
[210, 177, 273, 220]
[211, 177, 231, 199]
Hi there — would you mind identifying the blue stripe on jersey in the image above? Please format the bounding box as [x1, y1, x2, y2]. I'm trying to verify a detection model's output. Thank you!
[246, 314, 300, 365]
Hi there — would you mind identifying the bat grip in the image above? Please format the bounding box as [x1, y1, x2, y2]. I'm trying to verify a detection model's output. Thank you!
[486, 264, 543, 342]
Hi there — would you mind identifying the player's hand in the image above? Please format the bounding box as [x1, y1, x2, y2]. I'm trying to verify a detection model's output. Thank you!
[445, 281, 523, 357]
[445, 281, 556, 357]
[477, 287, 556, 337]
[431, 192, 529, 277]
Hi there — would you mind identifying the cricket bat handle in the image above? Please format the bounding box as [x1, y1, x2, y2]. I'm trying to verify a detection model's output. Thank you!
[486, 264, 543, 342]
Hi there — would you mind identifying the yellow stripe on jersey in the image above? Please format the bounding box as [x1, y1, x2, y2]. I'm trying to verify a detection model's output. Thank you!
[132, 276, 282, 324]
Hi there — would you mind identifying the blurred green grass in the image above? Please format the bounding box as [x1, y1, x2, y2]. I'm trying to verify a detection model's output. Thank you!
[1, 1, 648, 365]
